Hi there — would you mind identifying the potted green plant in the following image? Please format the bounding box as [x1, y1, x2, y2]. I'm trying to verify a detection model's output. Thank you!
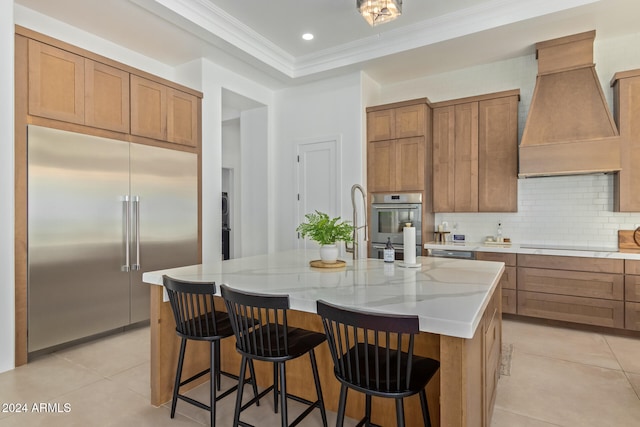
[296, 211, 354, 263]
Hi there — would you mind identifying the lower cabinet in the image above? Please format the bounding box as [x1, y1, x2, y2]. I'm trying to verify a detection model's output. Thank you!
[476, 252, 516, 314]
[625, 260, 640, 331]
[517, 255, 625, 329]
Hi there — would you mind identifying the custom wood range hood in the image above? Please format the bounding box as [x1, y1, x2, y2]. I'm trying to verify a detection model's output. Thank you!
[519, 31, 621, 178]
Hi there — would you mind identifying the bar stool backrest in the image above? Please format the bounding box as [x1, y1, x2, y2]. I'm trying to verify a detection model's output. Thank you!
[220, 284, 291, 358]
[163, 275, 221, 339]
[316, 300, 420, 393]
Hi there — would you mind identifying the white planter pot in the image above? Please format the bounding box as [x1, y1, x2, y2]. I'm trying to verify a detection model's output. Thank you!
[319, 244, 339, 264]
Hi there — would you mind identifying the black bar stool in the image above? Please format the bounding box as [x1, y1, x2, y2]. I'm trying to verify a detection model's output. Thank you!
[220, 284, 328, 427]
[316, 300, 440, 427]
[163, 276, 259, 427]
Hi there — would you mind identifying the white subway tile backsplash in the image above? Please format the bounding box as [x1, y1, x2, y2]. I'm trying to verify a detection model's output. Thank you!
[434, 174, 640, 248]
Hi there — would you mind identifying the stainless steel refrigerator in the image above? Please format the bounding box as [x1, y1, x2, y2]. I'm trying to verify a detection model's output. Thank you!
[27, 125, 198, 352]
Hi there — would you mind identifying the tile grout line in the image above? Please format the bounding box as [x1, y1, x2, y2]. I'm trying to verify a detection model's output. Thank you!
[600, 333, 640, 401]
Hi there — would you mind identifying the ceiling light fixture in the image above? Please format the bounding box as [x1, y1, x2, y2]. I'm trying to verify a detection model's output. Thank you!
[357, 0, 402, 27]
[302, 33, 314, 41]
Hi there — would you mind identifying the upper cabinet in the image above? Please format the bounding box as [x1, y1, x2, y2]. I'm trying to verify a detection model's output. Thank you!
[367, 101, 429, 193]
[28, 39, 130, 133]
[28, 40, 85, 125]
[85, 60, 130, 133]
[432, 90, 519, 213]
[23, 30, 202, 149]
[130, 75, 199, 147]
[612, 69, 640, 212]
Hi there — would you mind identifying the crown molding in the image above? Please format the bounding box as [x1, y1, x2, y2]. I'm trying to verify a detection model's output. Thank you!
[133, 0, 601, 79]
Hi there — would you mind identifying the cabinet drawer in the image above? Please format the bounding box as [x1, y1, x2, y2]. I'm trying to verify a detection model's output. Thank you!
[476, 252, 516, 265]
[518, 267, 623, 300]
[626, 302, 640, 331]
[518, 291, 624, 328]
[626, 275, 640, 302]
[518, 254, 623, 274]
[502, 289, 516, 314]
[625, 259, 640, 275]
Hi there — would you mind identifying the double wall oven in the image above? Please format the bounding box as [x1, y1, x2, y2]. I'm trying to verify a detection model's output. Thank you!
[369, 193, 422, 260]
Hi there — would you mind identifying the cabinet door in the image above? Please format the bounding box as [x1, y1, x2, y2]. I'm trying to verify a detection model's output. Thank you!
[453, 102, 479, 212]
[367, 109, 395, 141]
[130, 75, 167, 141]
[395, 137, 425, 191]
[615, 76, 640, 211]
[28, 40, 84, 124]
[432, 106, 455, 212]
[167, 88, 199, 147]
[85, 60, 130, 133]
[478, 96, 518, 212]
[395, 104, 425, 139]
[367, 140, 396, 192]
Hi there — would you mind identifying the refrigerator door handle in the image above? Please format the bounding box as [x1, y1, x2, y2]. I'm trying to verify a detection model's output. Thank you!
[132, 196, 141, 271]
[122, 196, 130, 272]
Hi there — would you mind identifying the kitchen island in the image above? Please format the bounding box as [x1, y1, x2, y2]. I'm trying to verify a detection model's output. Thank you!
[143, 250, 505, 427]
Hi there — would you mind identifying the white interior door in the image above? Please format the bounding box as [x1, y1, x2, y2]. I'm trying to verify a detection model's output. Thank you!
[296, 136, 341, 249]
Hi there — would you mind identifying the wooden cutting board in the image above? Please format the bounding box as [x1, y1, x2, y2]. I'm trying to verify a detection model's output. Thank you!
[618, 229, 640, 253]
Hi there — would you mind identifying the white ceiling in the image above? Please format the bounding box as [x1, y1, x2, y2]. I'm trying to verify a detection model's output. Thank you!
[14, 0, 640, 89]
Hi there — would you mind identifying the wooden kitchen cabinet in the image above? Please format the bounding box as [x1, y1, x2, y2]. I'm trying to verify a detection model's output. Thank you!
[612, 69, 640, 212]
[167, 87, 199, 147]
[366, 100, 429, 193]
[28, 39, 85, 125]
[432, 90, 519, 213]
[29, 39, 131, 133]
[85, 60, 130, 133]
[131, 75, 167, 141]
[478, 96, 518, 212]
[131, 75, 199, 147]
[624, 260, 640, 330]
[476, 252, 517, 314]
[517, 254, 625, 328]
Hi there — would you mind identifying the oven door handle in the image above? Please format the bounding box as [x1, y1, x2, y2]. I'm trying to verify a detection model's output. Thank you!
[371, 205, 420, 209]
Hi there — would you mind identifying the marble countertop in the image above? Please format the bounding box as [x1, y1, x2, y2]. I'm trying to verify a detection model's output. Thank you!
[142, 249, 504, 339]
[424, 242, 640, 259]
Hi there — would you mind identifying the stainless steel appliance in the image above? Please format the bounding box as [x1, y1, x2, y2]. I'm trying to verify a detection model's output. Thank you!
[369, 193, 422, 260]
[428, 249, 476, 260]
[27, 125, 198, 352]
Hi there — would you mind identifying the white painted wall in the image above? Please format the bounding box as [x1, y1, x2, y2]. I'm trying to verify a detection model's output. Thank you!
[240, 107, 269, 257]
[222, 119, 240, 258]
[0, 0, 15, 373]
[274, 72, 364, 252]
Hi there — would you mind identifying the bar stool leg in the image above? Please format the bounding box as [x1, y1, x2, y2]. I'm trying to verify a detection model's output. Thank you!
[395, 398, 405, 427]
[171, 338, 187, 418]
[336, 384, 348, 427]
[233, 356, 248, 427]
[279, 362, 288, 427]
[210, 341, 217, 427]
[273, 362, 279, 413]
[247, 359, 260, 407]
[365, 394, 372, 424]
[419, 389, 431, 427]
[309, 349, 327, 426]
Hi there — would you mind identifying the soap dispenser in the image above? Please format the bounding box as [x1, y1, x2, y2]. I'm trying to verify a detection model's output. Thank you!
[496, 222, 503, 243]
[384, 237, 395, 263]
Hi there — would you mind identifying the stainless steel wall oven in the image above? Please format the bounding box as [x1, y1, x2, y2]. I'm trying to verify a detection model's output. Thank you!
[369, 193, 422, 260]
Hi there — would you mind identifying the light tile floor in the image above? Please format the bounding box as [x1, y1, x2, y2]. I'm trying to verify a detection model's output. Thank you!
[0, 318, 639, 426]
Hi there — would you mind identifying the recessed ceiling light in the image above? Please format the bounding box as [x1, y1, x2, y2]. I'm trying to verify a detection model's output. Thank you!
[302, 33, 314, 41]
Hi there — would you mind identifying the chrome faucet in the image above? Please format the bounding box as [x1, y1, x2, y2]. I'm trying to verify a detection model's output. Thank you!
[347, 184, 367, 260]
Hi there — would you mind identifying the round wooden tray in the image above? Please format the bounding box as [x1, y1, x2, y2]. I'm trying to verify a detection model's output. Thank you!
[309, 259, 347, 269]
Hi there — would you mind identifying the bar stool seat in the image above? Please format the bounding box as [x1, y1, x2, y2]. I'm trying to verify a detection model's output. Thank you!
[221, 284, 328, 427]
[163, 276, 259, 427]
